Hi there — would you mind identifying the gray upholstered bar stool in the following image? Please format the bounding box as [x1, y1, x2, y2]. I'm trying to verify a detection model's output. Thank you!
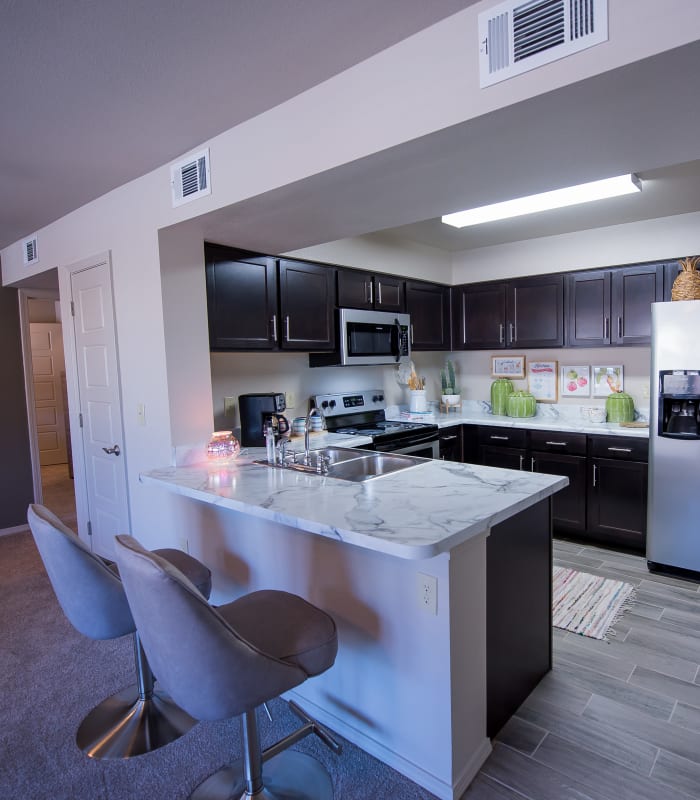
[26, 504, 212, 759]
[114, 533, 341, 800]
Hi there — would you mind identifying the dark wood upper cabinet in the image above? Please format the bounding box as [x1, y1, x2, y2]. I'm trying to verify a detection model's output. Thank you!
[405, 280, 451, 351]
[453, 275, 563, 350]
[566, 264, 663, 347]
[453, 282, 507, 349]
[205, 245, 278, 350]
[278, 259, 336, 350]
[507, 274, 564, 348]
[337, 268, 404, 312]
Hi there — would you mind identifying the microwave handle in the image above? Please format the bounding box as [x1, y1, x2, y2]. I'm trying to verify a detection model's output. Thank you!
[392, 318, 402, 363]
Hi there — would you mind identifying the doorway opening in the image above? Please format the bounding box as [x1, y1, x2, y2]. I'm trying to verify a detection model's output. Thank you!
[19, 279, 77, 530]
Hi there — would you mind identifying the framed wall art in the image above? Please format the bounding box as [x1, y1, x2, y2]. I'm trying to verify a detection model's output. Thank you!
[560, 365, 591, 397]
[593, 365, 624, 397]
[527, 360, 558, 402]
[491, 354, 526, 379]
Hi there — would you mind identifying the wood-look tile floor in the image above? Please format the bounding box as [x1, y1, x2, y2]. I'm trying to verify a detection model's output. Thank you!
[40, 463, 77, 529]
[464, 538, 700, 800]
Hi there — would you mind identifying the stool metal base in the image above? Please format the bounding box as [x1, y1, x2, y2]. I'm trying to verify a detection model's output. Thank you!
[191, 751, 333, 800]
[77, 684, 196, 759]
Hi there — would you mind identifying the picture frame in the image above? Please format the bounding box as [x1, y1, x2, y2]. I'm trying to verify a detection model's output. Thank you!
[593, 365, 624, 397]
[491, 354, 526, 379]
[528, 360, 558, 402]
[560, 365, 591, 397]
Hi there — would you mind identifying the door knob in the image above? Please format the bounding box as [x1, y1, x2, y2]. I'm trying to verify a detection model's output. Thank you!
[102, 444, 121, 456]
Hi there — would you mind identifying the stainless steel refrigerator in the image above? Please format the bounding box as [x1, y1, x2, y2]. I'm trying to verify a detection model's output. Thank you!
[647, 301, 700, 577]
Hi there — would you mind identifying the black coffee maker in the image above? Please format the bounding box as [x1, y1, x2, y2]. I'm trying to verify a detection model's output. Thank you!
[238, 393, 287, 447]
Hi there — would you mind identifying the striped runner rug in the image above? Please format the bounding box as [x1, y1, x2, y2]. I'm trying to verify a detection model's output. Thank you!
[553, 566, 636, 640]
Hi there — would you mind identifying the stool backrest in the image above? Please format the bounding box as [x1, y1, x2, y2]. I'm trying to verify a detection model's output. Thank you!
[26, 504, 134, 640]
[114, 534, 306, 721]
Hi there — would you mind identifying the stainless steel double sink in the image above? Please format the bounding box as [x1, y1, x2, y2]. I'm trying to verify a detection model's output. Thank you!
[254, 446, 428, 482]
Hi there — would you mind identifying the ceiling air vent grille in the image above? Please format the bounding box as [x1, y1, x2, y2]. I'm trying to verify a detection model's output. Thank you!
[170, 148, 211, 207]
[479, 0, 607, 87]
[22, 234, 39, 265]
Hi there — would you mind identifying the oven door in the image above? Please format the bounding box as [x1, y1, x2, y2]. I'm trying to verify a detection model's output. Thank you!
[370, 432, 439, 459]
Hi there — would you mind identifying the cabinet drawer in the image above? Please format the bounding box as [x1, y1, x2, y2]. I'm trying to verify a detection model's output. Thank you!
[589, 435, 648, 461]
[529, 430, 587, 455]
[478, 426, 527, 448]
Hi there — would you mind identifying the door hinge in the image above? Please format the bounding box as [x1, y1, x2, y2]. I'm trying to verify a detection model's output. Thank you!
[79, 412, 84, 428]
[70, 300, 75, 317]
[87, 520, 93, 537]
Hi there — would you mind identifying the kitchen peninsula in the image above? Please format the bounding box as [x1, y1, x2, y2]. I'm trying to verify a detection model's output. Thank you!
[141, 444, 567, 800]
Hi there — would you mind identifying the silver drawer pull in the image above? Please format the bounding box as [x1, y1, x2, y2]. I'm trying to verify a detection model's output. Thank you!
[607, 446, 632, 453]
[545, 441, 567, 446]
[489, 435, 509, 440]
[440, 435, 458, 442]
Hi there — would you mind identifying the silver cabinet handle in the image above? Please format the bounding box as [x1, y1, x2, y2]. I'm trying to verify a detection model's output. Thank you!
[509, 322, 515, 344]
[604, 317, 610, 339]
[607, 446, 632, 453]
[410, 324, 414, 345]
[499, 323, 504, 344]
[377, 282, 383, 305]
[489, 435, 509, 440]
[369, 281, 374, 305]
[531, 457, 535, 471]
[618, 316, 623, 338]
[440, 435, 458, 442]
[365, 281, 372, 305]
[271, 315, 278, 340]
[284, 315, 290, 341]
[102, 444, 121, 456]
[545, 441, 568, 446]
[592, 463, 597, 487]
[519, 454, 524, 470]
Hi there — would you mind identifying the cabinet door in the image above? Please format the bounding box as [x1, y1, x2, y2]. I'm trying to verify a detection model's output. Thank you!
[337, 269, 374, 310]
[278, 260, 336, 350]
[587, 457, 648, 551]
[611, 265, 663, 345]
[566, 270, 611, 347]
[481, 445, 525, 470]
[438, 426, 462, 462]
[453, 282, 507, 350]
[531, 451, 587, 533]
[508, 275, 564, 348]
[405, 280, 451, 351]
[374, 275, 404, 312]
[205, 246, 277, 350]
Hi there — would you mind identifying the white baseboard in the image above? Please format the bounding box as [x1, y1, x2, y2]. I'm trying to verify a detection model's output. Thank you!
[0, 524, 30, 537]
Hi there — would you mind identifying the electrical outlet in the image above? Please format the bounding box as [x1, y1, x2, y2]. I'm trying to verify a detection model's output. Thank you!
[642, 384, 650, 399]
[416, 572, 437, 615]
[224, 397, 236, 416]
[286, 392, 296, 409]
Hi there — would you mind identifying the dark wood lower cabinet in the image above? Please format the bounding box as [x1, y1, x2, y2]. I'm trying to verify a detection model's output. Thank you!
[531, 451, 587, 534]
[487, 498, 552, 737]
[587, 457, 648, 551]
[481, 445, 525, 470]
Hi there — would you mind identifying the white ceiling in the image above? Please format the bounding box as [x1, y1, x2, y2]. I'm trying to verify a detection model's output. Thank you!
[3, 2, 700, 267]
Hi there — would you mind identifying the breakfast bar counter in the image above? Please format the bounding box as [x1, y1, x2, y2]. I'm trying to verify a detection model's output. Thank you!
[141, 449, 566, 800]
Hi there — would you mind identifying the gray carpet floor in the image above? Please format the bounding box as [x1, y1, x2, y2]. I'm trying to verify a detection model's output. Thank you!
[0, 530, 437, 799]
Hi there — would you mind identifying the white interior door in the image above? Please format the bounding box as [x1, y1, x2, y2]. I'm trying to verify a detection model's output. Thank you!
[30, 322, 68, 466]
[70, 262, 130, 557]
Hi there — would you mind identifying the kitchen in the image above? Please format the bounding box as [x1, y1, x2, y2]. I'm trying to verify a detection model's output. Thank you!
[3, 3, 700, 799]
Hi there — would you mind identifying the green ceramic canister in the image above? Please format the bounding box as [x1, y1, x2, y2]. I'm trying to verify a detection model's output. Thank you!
[605, 391, 635, 423]
[490, 378, 514, 416]
[507, 390, 537, 418]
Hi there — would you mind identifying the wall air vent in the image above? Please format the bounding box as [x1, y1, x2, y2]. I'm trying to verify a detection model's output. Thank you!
[170, 148, 211, 207]
[478, 0, 608, 88]
[22, 234, 39, 265]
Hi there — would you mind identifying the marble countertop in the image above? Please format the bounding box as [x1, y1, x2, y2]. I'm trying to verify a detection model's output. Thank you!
[142, 445, 567, 560]
[387, 400, 650, 439]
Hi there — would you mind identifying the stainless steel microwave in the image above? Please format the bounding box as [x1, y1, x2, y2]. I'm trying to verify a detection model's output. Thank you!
[309, 308, 411, 367]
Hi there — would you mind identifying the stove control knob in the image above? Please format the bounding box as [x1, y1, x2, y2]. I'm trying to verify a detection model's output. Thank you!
[321, 400, 329, 409]
[373, 394, 384, 402]
[328, 400, 336, 409]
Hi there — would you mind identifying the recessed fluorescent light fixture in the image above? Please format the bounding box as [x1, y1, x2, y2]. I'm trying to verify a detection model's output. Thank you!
[442, 174, 642, 228]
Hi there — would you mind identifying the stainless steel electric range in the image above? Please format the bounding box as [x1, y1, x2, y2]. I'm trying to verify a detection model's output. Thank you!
[313, 390, 439, 458]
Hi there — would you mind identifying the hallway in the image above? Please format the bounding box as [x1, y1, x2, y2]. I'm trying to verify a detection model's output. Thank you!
[40, 463, 76, 529]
